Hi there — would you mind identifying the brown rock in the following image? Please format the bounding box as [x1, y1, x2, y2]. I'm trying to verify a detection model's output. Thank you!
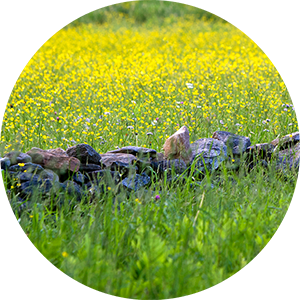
[26, 147, 80, 175]
[47, 148, 68, 157]
[163, 126, 193, 164]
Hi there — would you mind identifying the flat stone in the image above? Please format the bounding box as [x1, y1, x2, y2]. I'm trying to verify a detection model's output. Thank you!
[13, 172, 41, 184]
[271, 132, 299, 150]
[79, 164, 102, 173]
[107, 146, 157, 159]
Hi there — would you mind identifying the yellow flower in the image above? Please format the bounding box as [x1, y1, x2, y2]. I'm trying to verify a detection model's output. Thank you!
[107, 187, 111, 191]
[135, 198, 142, 204]
[18, 163, 25, 167]
[62, 251, 68, 258]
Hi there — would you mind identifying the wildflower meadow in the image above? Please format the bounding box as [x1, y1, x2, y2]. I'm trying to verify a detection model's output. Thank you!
[1, 2, 299, 299]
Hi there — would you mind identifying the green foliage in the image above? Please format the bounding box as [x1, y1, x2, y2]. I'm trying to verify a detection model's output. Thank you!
[69, 1, 223, 28]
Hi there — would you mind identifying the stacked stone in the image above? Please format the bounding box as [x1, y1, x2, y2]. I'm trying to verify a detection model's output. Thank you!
[1, 128, 299, 211]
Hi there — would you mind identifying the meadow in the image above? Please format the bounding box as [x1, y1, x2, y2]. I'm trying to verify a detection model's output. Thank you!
[1, 1, 299, 299]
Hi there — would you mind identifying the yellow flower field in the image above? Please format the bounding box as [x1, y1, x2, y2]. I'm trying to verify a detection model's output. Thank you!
[1, 15, 297, 154]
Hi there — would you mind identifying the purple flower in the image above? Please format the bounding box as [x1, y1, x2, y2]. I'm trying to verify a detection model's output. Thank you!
[54, 112, 57, 115]
[180, 101, 184, 104]
[56, 117, 59, 121]
[156, 117, 159, 121]
[155, 195, 161, 200]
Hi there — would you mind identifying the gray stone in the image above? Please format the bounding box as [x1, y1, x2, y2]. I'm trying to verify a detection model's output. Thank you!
[4, 151, 32, 165]
[191, 138, 227, 172]
[66, 143, 101, 165]
[121, 173, 151, 191]
[8, 162, 44, 174]
[38, 169, 59, 182]
[212, 131, 251, 155]
[151, 159, 187, 174]
[72, 172, 86, 185]
[86, 170, 121, 186]
[61, 180, 82, 201]
[0, 157, 11, 170]
[19, 179, 53, 197]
